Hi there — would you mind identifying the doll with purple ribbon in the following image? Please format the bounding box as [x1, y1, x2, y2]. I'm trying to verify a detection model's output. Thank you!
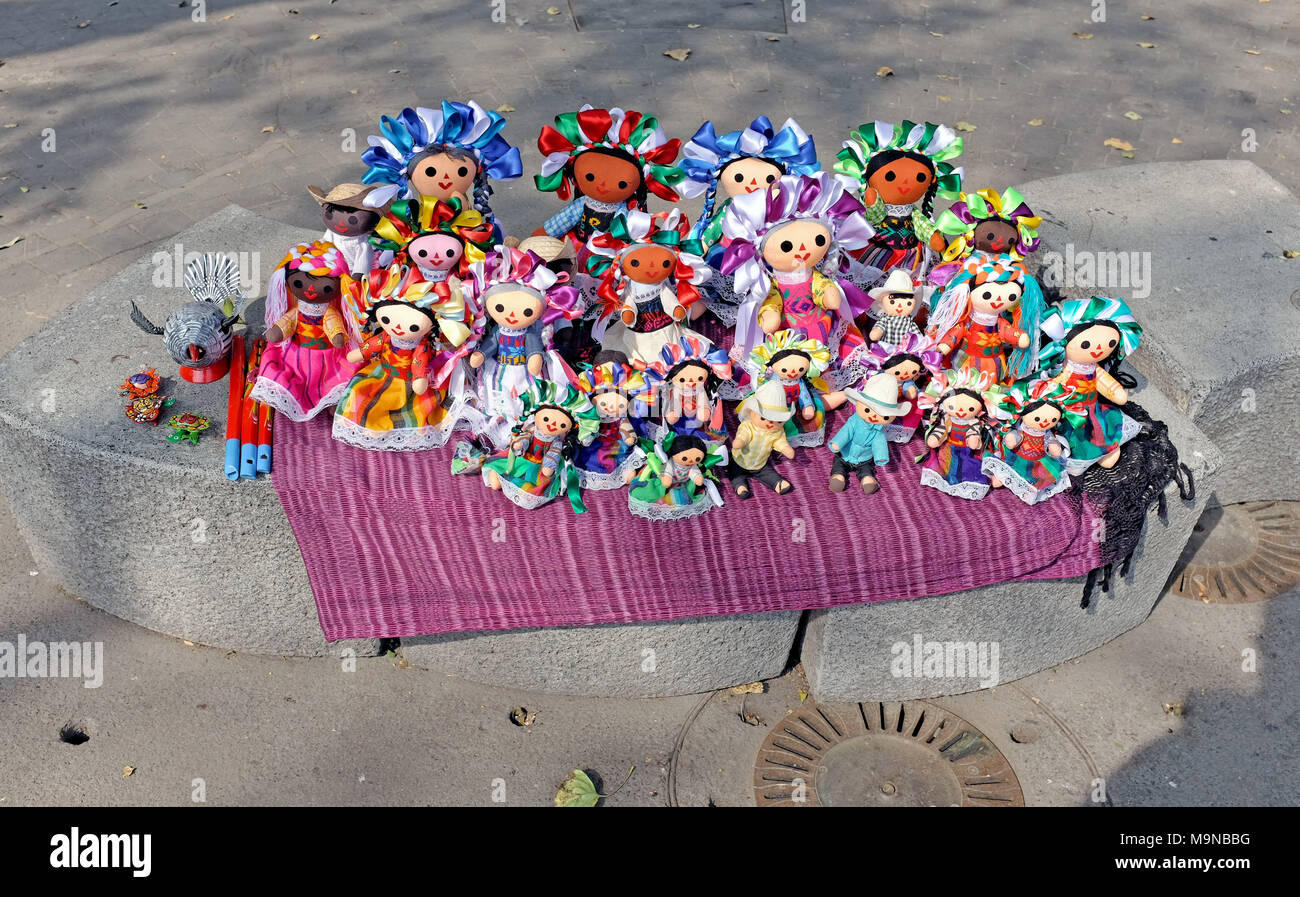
[929, 187, 1042, 289]
[718, 171, 877, 394]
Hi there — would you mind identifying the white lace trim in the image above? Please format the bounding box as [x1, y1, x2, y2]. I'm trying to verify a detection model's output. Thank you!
[249, 376, 349, 423]
[297, 300, 330, 317]
[981, 455, 1071, 505]
[1066, 360, 1098, 375]
[882, 422, 917, 444]
[331, 391, 471, 451]
[391, 335, 421, 350]
[416, 266, 451, 283]
[628, 491, 718, 521]
[885, 202, 917, 216]
[576, 447, 646, 490]
[485, 469, 558, 509]
[920, 466, 990, 501]
[1062, 411, 1142, 474]
[788, 425, 825, 448]
[585, 198, 624, 213]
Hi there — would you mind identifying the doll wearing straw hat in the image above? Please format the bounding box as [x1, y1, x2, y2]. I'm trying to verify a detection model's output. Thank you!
[828, 372, 911, 495]
[309, 183, 384, 277]
[729, 380, 797, 499]
[864, 269, 924, 350]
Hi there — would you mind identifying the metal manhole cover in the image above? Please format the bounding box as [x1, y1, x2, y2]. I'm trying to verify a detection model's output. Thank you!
[754, 700, 1023, 806]
[1167, 501, 1300, 603]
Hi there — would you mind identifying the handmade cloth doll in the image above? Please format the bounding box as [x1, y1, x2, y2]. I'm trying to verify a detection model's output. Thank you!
[360, 101, 522, 238]
[534, 106, 685, 249]
[628, 432, 728, 521]
[863, 268, 923, 350]
[572, 359, 647, 489]
[927, 255, 1046, 384]
[585, 209, 711, 365]
[719, 171, 875, 391]
[639, 336, 733, 446]
[916, 368, 1005, 500]
[463, 247, 583, 448]
[729, 380, 797, 498]
[481, 379, 601, 513]
[929, 187, 1042, 288]
[250, 241, 360, 421]
[747, 330, 832, 448]
[983, 379, 1074, 504]
[678, 116, 819, 266]
[842, 333, 944, 443]
[833, 120, 964, 279]
[828, 372, 911, 495]
[1039, 295, 1143, 473]
[369, 194, 494, 296]
[332, 262, 474, 450]
[309, 184, 383, 276]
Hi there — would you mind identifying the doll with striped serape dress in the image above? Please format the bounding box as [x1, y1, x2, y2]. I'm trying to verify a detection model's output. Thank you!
[572, 357, 648, 490]
[916, 368, 1005, 501]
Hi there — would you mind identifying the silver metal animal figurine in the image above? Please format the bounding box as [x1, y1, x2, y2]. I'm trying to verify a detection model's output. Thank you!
[129, 253, 248, 383]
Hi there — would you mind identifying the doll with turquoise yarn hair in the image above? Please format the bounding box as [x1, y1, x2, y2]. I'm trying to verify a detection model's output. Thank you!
[926, 255, 1046, 385]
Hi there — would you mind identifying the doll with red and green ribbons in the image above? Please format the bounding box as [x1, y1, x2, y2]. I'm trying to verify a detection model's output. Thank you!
[983, 378, 1078, 505]
[929, 187, 1042, 288]
[628, 431, 729, 521]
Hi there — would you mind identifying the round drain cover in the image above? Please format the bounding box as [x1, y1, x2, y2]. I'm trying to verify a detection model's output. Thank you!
[754, 700, 1023, 806]
[1167, 501, 1300, 603]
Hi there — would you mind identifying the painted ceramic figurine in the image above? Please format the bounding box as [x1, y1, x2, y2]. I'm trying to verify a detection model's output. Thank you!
[927, 255, 1046, 384]
[747, 330, 832, 448]
[863, 269, 924, 350]
[333, 262, 474, 450]
[639, 336, 733, 446]
[729, 380, 797, 498]
[481, 379, 600, 513]
[983, 379, 1074, 504]
[930, 187, 1041, 288]
[250, 241, 360, 421]
[119, 368, 174, 425]
[309, 183, 383, 276]
[828, 373, 911, 495]
[360, 100, 522, 238]
[678, 115, 819, 266]
[573, 358, 647, 489]
[534, 105, 684, 249]
[1039, 295, 1143, 473]
[719, 171, 874, 391]
[833, 120, 963, 279]
[916, 368, 1005, 500]
[585, 209, 711, 365]
[464, 247, 582, 447]
[843, 333, 944, 443]
[628, 432, 728, 521]
[128, 252, 246, 383]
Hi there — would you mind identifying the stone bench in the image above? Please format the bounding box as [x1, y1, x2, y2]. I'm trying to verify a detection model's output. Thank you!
[0, 204, 1220, 699]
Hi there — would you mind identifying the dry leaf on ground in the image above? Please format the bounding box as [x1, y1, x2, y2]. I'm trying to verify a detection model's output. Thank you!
[663, 48, 691, 61]
[876, 66, 894, 77]
[955, 121, 977, 132]
[1104, 137, 1135, 151]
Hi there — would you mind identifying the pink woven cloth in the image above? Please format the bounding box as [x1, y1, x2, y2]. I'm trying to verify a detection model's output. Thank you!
[273, 411, 1104, 641]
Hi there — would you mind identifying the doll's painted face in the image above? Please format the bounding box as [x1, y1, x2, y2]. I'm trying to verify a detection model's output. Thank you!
[1026, 403, 1062, 431]
[942, 392, 984, 421]
[535, 407, 574, 438]
[753, 412, 782, 431]
[573, 151, 642, 203]
[410, 150, 478, 202]
[719, 157, 782, 199]
[321, 203, 381, 237]
[407, 233, 463, 272]
[486, 288, 545, 329]
[771, 353, 810, 381]
[376, 303, 434, 340]
[621, 245, 676, 284]
[856, 401, 895, 425]
[288, 269, 339, 304]
[884, 359, 922, 383]
[763, 220, 831, 272]
[671, 446, 706, 468]
[593, 391, 629, 419]
[670, 362, 710, 391]
[970, 280, 1023, 316]
[882, 291, 916, 318]
[868, 155, 934, 205]
[974, 218, 1020, 255]
[1065, 323, 1120, 364]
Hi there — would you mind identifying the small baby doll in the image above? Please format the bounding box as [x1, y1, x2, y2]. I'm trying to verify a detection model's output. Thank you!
[481, 379, 601, 512]
[1038, 295, 1143, 473]
[639, 336, 733, 446]
[308, 184, 383, 277]
[983, 379, 1074, 504]
[628, 432, 729, 521]
[863, 269, 923, 349]
[572, 356, 647, 490]
[729, 380, 796, 499]
[747, 330, 832, 448]
[828, 372, 912, 495]
[916, 368, 1006, 500]
[833, 119, 964, 279]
